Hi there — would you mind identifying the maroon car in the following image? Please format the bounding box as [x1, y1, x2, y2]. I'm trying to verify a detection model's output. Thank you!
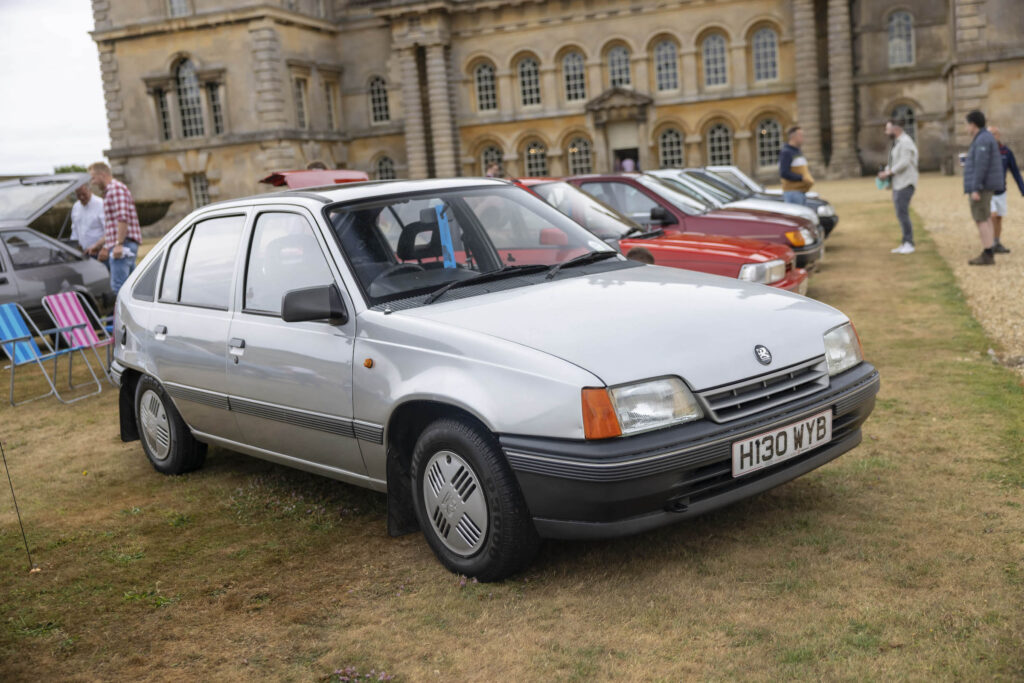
[567, 173, 823, 270]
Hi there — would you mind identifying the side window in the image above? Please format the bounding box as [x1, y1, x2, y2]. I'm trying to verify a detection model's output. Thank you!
[581, 182, 658, 216]
[131, 255, 161, 302]
[2, 230, 75, 269]
[159, 228, 191, 303]
[178, 215, 245, 309]
[244, 212, 334, 316]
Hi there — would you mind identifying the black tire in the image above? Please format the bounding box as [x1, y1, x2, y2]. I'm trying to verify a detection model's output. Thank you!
[134, 375, 206, 475]
[411, 417, 539, 581]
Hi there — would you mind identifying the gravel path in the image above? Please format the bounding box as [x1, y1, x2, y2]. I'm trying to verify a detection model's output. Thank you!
[813, 173, 1024, 379]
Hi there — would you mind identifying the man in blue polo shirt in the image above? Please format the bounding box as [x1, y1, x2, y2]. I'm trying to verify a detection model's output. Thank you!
[988, 126, 1024, 254]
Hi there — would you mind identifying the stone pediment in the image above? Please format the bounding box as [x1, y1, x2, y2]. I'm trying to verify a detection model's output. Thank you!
[585, 88, 653, 125]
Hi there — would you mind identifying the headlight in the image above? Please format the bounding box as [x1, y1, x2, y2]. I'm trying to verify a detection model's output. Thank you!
[738, 259, 786, 284]
[582, 378, 703, 438]
[823, 322, 863, 376]
[817, 204, 835, 218]
[784, 227, 817, 247]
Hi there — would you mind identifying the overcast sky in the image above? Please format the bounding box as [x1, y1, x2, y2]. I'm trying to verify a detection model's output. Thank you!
[0, 0, 109, 175]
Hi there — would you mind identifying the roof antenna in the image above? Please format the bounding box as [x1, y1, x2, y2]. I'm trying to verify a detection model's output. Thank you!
[1, 441, 39, 574]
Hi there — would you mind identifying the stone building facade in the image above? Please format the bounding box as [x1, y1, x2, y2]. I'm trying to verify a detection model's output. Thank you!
[90, 0, 1024, 224]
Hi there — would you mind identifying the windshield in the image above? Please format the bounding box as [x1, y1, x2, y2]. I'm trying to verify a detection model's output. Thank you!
[326, 185, 619, 306]
[0, 179, 79, 221]
[649, 174, 721, 209]
[531, 181, 639, 239]
[634, 175, 709, 216]
[684, 170, 750, 200]
[708, 169, 761, 193]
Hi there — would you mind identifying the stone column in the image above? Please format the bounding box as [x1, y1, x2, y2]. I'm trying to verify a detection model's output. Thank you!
[496, 69, 515, 117]
[425, 43, 457, 177]
[632, 55, 649, 93]
[826, 0, 859, 177]
[730, 43, 748, 95]
[540, 64, 558, 109]
[734, 130, 754, 173]
[399, 48, 428, 179]
[792, 0, 823, 176]
[680, 49, 698, 98]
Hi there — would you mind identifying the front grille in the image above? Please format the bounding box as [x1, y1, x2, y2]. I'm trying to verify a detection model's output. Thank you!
[698, 356, 829, 423]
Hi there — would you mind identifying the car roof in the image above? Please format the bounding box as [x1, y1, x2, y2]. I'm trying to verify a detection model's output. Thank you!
[198, 177, 514, 213]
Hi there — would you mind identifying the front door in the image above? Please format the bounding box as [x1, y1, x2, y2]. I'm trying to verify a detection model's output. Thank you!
[225, 208, 365, 476]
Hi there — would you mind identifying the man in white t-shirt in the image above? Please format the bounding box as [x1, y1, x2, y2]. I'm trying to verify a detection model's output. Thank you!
[70, 184, 105, 257]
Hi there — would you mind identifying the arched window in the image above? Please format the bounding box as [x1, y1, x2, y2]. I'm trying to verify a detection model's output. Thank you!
[481, 145, 503, 175]
[567, 137, 593, 175]
[659, 128, 684, 168]
[702, 34, 728, 87]
[175, 59, 205, 138]
[707, 124, 733, 165]
[369, 76, 390, 123]
[654, 40, 679, 91]
[563, 51, 587, 102]
[888, 12, 914, 67]
[892, 104, 916, 140]
[375, 156, 396, 180]
[608, 46, 631, 87]
[756, 118, 782, 167]
[752, 28, 779, 82]
[474, 62, 497, 112]
[518, 58, 541, 106]
[524, 141, 548, 177]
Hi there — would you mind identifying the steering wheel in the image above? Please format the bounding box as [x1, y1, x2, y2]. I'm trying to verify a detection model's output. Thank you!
[376, 263, 425, 279]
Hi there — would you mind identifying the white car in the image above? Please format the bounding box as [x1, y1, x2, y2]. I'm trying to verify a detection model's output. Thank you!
[111, 178, 878, 580]
[647, 169, 822, 229]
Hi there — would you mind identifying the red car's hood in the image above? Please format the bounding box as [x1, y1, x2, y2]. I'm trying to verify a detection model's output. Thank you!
[624, 231, 793, 264]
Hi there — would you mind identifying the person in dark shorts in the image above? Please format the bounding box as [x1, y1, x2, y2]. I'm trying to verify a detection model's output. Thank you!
[962, 110, 1004, 265]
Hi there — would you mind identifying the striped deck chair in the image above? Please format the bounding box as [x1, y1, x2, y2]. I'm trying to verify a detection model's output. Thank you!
[42, 291, 115, 381]
[0, 302, 103, 406]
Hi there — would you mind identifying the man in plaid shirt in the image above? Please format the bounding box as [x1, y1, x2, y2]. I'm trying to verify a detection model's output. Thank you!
[89, 161, 143, 294]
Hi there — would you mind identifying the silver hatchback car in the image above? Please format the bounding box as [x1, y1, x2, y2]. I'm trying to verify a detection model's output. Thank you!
[112, 178, 879, 580]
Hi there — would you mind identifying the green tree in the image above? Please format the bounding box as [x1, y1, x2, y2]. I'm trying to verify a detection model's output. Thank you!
[54, 164, 88, 173]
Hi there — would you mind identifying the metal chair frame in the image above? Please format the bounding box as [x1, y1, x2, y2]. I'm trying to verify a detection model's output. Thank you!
[0, 302, 103, 406]
[41, 291, 115, 382]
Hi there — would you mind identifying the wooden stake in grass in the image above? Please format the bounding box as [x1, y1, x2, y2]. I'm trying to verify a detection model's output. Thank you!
[1, 440, 39, 574]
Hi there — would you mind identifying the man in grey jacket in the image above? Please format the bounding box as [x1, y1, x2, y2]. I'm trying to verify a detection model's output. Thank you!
[963, 110, 1004, 265]
[878, 117, 919, 254]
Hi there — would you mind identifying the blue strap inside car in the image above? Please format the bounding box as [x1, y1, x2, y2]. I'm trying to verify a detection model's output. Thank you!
[435, 205, 456, 269]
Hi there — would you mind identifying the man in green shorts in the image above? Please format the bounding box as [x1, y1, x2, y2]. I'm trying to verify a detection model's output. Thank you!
[963, 110, 1004, 266]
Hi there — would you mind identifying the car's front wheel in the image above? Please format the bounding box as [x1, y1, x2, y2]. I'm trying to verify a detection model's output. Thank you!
[134, 375, 206, 475]
[411, 417, 539, 581]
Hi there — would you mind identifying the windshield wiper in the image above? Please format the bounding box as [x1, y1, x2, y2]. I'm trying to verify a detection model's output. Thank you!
[623, 226, 644, 237]
[545, 250, 619, 281]
[422, 264, 549, 305]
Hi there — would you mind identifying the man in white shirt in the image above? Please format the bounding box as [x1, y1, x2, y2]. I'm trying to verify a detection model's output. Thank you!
[877, 117, 919, 254]
[70, 184, 105, 258]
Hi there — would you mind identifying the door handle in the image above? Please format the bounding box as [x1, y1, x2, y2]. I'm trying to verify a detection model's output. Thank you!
[154, 324, 168, 340]
[229, 338, 245, 349]
[0, 277, 7, 285]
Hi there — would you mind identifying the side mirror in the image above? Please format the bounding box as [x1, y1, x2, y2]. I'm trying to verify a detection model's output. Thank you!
[649, 206, 674, 225]
[539, 227, 569, 246]
[281, 284, 348, 324]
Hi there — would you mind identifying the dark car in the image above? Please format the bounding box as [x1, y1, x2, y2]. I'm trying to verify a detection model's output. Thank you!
[701, 165, 839, 236]
[567, 173, 824, 270]
[0, 174, 113, 327]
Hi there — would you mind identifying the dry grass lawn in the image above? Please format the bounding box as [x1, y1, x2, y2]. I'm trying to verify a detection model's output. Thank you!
[1, 178, 1022, 681]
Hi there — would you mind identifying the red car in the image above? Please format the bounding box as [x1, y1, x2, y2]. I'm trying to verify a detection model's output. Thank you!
[565, 173, 823, 270]
[512, 178, 809, 294]
[259, 169, 370, 188]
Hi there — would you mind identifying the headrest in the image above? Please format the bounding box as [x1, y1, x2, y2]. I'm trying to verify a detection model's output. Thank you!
[396, 221, 442, 260]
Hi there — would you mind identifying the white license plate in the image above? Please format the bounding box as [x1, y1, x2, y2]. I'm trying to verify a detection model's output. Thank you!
[731, 410, 832, 477]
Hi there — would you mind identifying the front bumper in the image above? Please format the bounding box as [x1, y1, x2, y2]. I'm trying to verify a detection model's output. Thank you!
[820, 214, 838, 236]
[501, 362, 879, 540]
[794, 241, 824, 270]
[773, 267, 809, 295]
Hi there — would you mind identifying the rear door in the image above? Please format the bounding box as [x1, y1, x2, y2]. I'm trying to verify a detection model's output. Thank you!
[147, 211, 247, 441]
[225, 207, 365, 476]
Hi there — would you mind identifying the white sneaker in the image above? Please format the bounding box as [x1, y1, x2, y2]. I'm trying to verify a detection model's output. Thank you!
[901, 243, 915, 254]
[891, 243, 907, 253]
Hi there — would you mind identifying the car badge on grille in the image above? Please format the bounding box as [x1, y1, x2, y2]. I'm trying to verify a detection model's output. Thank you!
[754, 345, 772, 365]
